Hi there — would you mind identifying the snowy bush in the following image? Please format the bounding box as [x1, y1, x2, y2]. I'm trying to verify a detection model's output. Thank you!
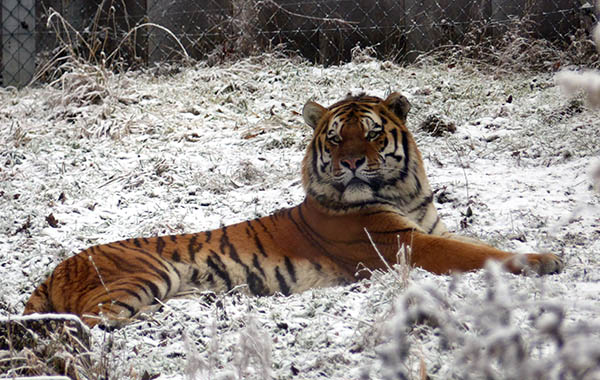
[381, 264, 600, 379]
[556, 1, 600, 107]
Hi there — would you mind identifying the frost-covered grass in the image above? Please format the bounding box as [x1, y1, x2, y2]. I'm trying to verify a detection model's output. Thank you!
[1, 55, 599, 379]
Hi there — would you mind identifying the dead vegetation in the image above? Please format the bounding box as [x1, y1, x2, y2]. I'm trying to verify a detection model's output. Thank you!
[2, 3, 598, 379]
[416, 15, 599, 73]
[0, 315, 93, 378]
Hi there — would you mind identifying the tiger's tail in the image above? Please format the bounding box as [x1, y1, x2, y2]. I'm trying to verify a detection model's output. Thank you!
[23, 277, 54, 314]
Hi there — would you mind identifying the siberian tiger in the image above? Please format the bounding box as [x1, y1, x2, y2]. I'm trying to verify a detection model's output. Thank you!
[24, 93, 563, 327]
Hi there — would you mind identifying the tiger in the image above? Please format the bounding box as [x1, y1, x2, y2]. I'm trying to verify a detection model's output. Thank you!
[24, 92, 563, 327]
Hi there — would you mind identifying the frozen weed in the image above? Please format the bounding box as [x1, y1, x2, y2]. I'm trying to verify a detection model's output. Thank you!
[418, 14, 598, 74]
[234, 314, 272, 380]
[381, 263, 600, 379]
[4, 48, 599, 379]
[183, 309, 272, 380]
[47, 61, 112, 107]
[556, 1, 600, 108]
[0, 315, 108, 379]
[364, 228, 413, 290]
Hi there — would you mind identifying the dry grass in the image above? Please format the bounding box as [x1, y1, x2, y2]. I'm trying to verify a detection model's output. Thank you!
[32, 2, 597, 90]
[416, 16, 599, 74]
[35, 0, 190, 86]
[0, 316, 108, 379]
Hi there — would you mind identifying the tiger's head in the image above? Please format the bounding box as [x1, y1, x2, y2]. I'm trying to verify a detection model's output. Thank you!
[301, 92, 429, 213]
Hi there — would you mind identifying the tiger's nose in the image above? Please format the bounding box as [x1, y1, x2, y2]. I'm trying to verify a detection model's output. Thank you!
[341, 157, 366, 170]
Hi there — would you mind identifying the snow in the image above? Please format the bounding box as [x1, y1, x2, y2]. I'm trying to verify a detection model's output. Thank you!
[1, 55, 599, 379]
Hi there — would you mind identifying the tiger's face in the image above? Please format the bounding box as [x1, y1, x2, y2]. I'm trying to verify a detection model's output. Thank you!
[302, 92, 425, 211]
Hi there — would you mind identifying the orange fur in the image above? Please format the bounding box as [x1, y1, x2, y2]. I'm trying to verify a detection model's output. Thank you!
[24, 93, 563, 327]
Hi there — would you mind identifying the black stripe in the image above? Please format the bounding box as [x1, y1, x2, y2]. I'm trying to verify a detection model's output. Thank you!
[361, 210, 400, 217]
[220, 228, 243, 265]
[311, 140, 321, 180]
[428, 216, 441, 234]
[167, 260, 181, 278]
[156, 237, 165, 255]
[220, 231, 261, 294]
[188, 236, 201, 262]
[136, 277, 161, 300]
[254, 234, 268, 258]
[316, 139, 324, 157]
[142, 238, 149, 245]
[297, 204, 405, 250]
[414, 176, 422, 196]
[219, 227, 233, 257]
[172, 249, 181, 262]
[275, 267, 290, 296]
[105, 243, 127, 254]
[190, 268, 200, 284]
[135, 257, 172, 296]
[133, 238, 142, 248]
[256, 218, 268, 232]
[205, 230, 212, 243]
[284, 256, 297, 283]
[112, 300, 136, 316]
[169, 235, 177, 242]
[401, 130, 410, 168]
[128, 247, 173, 274]
[390, 128, 399, 152]
[385, 129, 407, 164]
[97, 247, 136, 273]
[254, 218, 275, 240]
[245, 220, 255, 237]
[368, 228, 415, 235]
[206, 254, 232, 290]
[35, 282, 53, 312]
[130, 281, 152, 299]
[291, 206, 334, 254]
[247, 272, 268, 296]
[312, 261, 322, 272]
[308, 194, 398, 213]
[408, 194, 434, 214]
[252, 253, 266, 277]
[112, 287, 143, 302]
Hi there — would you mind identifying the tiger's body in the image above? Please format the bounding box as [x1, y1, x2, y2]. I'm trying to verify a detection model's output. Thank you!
[24, 93, 563, 327]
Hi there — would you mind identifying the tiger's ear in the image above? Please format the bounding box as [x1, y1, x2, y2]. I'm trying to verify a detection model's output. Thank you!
[384, 92, 411, 123]
[303, 101, 327, 130]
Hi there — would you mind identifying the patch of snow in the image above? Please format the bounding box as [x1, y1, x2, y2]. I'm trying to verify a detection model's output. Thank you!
[1, 56, 599, 379]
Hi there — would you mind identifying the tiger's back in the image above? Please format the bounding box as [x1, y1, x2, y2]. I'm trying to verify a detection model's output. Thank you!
[24, 205, 355, 326]
[25, 92, 563, 327]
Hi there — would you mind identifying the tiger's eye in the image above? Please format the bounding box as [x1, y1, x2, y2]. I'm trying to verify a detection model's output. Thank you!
[367, 130, 381, 140]
[328, 135, 342, 144]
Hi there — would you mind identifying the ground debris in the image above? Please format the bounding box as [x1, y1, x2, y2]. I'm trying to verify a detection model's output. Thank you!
[419, 115, 457, 136]
[0, 314, 91, 378]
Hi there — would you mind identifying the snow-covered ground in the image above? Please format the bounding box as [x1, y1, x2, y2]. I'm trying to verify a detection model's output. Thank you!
[1, 55, 599, 379]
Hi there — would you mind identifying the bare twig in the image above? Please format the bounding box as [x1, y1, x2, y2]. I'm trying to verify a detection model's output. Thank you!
[105, 22, 190, 63]
[257, 0, 358, 26]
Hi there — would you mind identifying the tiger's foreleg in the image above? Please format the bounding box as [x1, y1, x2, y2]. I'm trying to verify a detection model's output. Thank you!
[405, 231, 563, 275]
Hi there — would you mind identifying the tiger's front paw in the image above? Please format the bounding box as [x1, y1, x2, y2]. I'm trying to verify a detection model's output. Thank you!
[522, 253, 564, 275]
[506, 253, 564, 275]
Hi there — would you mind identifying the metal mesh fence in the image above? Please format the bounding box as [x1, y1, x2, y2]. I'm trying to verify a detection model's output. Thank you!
[1, 0, 36, 87]
[0, 0, 595, 87]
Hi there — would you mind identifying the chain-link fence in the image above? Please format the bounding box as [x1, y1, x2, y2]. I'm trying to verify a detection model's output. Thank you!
[0, 0, 595, 87]
[2, 0, 36, 87]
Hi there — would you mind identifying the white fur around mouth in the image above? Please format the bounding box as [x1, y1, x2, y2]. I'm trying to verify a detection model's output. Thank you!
[340, 179, 373, 203]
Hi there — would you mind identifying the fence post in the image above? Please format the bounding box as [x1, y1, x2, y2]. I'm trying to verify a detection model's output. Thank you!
[2, 0, 36, 87]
